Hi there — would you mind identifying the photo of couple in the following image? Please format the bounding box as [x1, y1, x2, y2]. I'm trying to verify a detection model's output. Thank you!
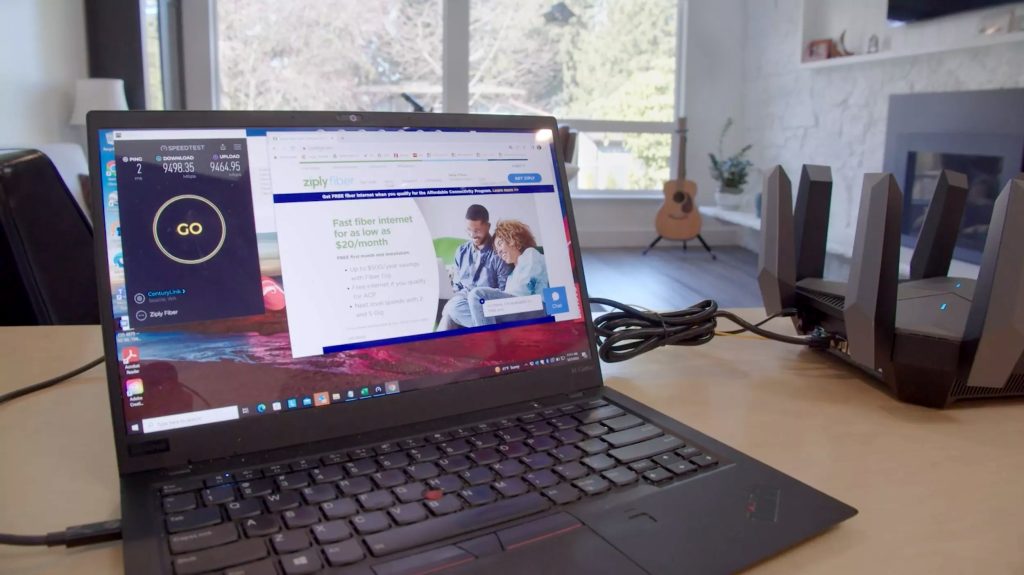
[438, 203, 549, 330]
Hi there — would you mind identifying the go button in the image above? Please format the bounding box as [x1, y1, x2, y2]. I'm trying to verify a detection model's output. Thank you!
[151, 194, 227, 265]
[508, 173, 542, 183]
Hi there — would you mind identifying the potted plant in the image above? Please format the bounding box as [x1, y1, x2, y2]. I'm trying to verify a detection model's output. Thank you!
[709, 118, 753, 210]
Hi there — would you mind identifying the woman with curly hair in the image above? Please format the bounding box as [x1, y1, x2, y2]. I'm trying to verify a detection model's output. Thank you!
[467, 219, 549, 326]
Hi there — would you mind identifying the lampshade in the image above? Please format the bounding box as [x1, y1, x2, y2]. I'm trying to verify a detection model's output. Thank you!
[69, 78, 128, 126]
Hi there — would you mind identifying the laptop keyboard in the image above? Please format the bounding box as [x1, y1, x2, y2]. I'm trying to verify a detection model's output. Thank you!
[158, 399, 722, 574]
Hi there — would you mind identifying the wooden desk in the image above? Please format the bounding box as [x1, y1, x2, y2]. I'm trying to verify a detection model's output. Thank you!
[1, 319, 1023, 574]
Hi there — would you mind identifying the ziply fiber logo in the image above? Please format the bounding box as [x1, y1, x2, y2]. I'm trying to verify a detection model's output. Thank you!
[303, 175, 354, 190]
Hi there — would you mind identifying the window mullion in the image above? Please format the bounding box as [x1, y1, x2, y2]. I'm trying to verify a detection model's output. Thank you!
[443, 0, 470, 113]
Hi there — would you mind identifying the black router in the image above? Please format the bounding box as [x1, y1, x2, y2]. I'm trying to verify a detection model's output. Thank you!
[758, 164, 1024, 408]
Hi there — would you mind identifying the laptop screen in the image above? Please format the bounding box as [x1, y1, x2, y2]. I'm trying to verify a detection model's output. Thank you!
[96, 125, 590, 435]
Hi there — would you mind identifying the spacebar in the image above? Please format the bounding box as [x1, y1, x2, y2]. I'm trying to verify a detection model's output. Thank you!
[364, 493, 551, 557]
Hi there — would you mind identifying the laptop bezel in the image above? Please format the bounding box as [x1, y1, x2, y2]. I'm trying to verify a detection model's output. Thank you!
[88, 111, 604, 475]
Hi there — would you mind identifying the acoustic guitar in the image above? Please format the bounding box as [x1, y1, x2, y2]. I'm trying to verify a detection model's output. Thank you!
[654, 117, 703, 240]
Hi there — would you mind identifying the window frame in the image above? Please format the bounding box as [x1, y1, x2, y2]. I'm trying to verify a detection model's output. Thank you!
[178, 0, 686, 194]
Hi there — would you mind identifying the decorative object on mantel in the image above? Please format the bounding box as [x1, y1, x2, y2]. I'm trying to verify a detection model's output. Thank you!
[978, 9, 1014, 36]
[805, 38, 834, 61]
[833, 30, 855, 57]
[709, 117, 753, 211]
[867, 34, 880, 54]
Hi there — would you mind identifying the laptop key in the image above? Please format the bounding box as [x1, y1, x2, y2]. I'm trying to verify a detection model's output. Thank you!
[201, 484, 235, 505]
[359, 490, 396, 511]
[321, 452, 347, 466]
[523, 422, 554, 436]
[553, 429, 584, 444]
[262, 464, 289, 477]
[172, 538, 267, 575]
[498, 441, 529, 458]
[376, 442, 400, 454]
[666, 460, 698, 475]
[291, 459, 317, 471]
[393, 482, 427, 503]
[460, 466, 494, 486]
[522, 453, 555, 470]
[378, 452, 410, 470]
[577, 438, 609, 455]
[494, 418, 518, 429]
[312, 519, 352, 544]
[541, 409, 560, 419]
[160, 478, 203, 496]
[608, 435, 685, 463]
[602, 466, 639, 487]
[425, 494, 463, 516]
[518, 413, 542, 423]
[451, 427, 475, 438]
[323, 539, 365, 567]
[344, 458, 378, 477]
[338, 476, 374, 496]
[524, 470, 559, 489]
[492, 459, 526, 478]
[270, 529, 310, 554]
[372, 469, 407, 489]
[235, 469, 263, 481]
[559, 404, 582, 414]
[691, 454, 719, 467]
[549, 415, 578, 430]
[276, 472, 310, 491]
[579, 423, 608, 438]
[166, 506, 221, 534]
[364, 493, 551, 557]
[603, 414, 643, 431]
[426, 474, 464, 494]
[438, 455, 471, 473]
[494, 477, 529, 498]
[310, 465, 344, 484]
[643, 467, 674, 483]
[240, 515, 279, 537]
[525, 435, 557, 451]
[352, 511, 391, 535]
[300, 483, 337, 505]
[439, 439, 472, 456]
[239, 479, 274, 499]
[575, 405, 624, 425]
[469, 433, 499, 449]
[204, 473, 234, 487]
[581, 454, 616, 472]
[676, 446, 700, 459]
[630, 460, 657, 473]
[408, 446, 441, 463]
[542, 483, 583, 505]
[551, 445, 583, 463]
[602, 424, 662, 448]
[163, 493, 197, 514]
[224, 558, 277, 575]
[426, 432, 451, 444]
[265, 491, 300, 513]
[348, 447, 374, 460]
[168, 522, 238, 554]
[553, 462, 589, 481]
[282, 506, 320, 529]
[280, 548, 321, 575]
[226, 498, 263, 520]
[406, 462, 440, 481]
[389, 502, 429, 525]
[398, 438, 424, 450]
[496, 427, 527, 442]
[573, 475, 612, 496]
[321, 498, 359, 520]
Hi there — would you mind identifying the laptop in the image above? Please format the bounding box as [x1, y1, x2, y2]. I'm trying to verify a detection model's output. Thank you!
[87, 111, 855, 575]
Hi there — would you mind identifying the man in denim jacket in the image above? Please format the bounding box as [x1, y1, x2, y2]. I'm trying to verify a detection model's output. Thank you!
[439, 204, 511, 329]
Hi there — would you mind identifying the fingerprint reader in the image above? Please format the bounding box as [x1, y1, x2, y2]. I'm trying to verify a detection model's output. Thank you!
[940, 303, 948, 311]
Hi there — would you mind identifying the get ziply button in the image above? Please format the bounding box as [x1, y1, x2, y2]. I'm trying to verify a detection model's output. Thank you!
[508, 173, 542, 183]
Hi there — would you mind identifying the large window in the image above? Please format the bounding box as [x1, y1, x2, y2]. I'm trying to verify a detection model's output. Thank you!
[199, 0, 681, 192]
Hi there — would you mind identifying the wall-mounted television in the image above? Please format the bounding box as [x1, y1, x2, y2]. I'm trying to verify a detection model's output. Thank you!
[888, 0, 1017, 23]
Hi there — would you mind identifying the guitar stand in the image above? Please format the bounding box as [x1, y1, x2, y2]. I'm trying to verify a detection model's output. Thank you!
[642, 234, 717, 260]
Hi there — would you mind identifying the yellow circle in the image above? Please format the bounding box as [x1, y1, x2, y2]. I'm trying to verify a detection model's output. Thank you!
[152, 194, 227, 265]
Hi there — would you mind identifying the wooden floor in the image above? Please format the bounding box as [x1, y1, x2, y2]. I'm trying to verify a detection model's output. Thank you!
[579, 246, 763, 310]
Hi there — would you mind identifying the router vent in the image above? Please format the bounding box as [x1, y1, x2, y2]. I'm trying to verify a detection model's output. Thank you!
[808, 292, 845, 310]
[951, 373, 1024, 398]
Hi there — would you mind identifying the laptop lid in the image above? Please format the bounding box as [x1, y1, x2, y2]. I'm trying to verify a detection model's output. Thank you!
[88, 111, 602, 474]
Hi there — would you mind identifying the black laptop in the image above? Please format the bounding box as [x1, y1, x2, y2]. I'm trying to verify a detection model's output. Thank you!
[87, 111, 855, 575]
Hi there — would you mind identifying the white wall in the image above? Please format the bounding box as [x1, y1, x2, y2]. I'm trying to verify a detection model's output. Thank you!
[0, 0, 88, 147]
[741, 0, 1024, 259]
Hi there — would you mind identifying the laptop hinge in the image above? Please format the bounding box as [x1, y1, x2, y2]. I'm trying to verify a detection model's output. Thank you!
[128, 438, 171, 457]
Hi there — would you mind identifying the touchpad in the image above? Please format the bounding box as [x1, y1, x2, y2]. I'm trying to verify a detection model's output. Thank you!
[446, 513, 646, 575]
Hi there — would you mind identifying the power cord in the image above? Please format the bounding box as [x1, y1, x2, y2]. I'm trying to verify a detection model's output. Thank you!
[590, 297, 830, 363]
[0, 355, 121, 547]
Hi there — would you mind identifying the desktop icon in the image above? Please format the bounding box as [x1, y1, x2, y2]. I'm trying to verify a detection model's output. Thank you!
[331, 392, 342, 402]
[105, 132, 115, 146]
[130, 423, 140, 432]
[110, 220, 121, 238]
[119, 316, 131, 331]
[115, 287, 126, 302]
[112, 252, 125, 269]
[346, 390, 355, 400]
[287, 398, 298, 409]
[104, 160, 117, 177]
[256, 403, 267, 414]
[125, 378, 144, 397]
[121, 346, 140, 364]
[107, 192, 118, 208]
[360, 387, 370, 398]
[241, 407, 250, 415]
[494, 366, 501, 374]
[373, 385, 385, 396]
[272, 401, 282, 411]
[314, 392, 330, 407]
[301, 396, 313, 407]
[385, 381, 400, 394]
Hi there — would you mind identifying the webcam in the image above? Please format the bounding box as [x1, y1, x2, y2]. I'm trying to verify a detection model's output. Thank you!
[341, 113, 362, 122]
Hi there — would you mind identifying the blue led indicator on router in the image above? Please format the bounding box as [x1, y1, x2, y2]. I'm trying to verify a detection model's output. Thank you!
[955, 282, 961, 289]
[940, 303, 948, 311]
